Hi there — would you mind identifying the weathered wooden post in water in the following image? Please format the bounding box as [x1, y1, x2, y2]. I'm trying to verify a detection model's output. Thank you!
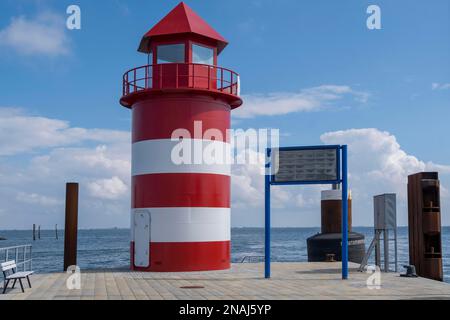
[33, 224, 36, 241]
[64, 183, 79, 271]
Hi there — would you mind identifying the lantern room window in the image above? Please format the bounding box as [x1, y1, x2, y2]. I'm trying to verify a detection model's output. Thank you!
[156, 43, 185, 64]
[192, 44, 214, 65]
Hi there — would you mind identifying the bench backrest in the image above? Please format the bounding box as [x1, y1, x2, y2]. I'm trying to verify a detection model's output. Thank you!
[1, 260, 17, 273]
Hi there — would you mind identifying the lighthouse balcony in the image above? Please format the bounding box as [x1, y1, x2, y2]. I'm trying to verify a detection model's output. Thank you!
[120, 63, 242, 109]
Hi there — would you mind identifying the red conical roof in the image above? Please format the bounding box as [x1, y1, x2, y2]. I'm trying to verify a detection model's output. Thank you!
[138, 2, 228, 54]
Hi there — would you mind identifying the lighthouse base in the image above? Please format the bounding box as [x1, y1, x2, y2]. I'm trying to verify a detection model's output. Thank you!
[130, 241, 231, 272]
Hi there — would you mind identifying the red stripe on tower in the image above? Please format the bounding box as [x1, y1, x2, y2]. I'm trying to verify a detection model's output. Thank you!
[131, 241, 230, 272]
[132, 97, 231, 143]
[132, 174, 230, 208]
[120, 2, 242, 272]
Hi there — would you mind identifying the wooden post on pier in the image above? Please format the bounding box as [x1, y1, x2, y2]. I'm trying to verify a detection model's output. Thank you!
[33, 224, 36, 241]
[64, 183, 79, 271]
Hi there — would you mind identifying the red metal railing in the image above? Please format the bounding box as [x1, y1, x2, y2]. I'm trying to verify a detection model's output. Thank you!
[122, 63, 240, 97]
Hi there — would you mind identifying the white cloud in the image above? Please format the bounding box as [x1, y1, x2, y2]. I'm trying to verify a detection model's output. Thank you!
[0, 12, 70, 56]
[114, 0, 131, 16]
[231, 151, 264, 209]
[432, 83, 450, 90]
[321, 128, 427, 194]
[29, 145, 131, 179]
[0, 108, 131, 229]
[87, 177, 128, 200]
[321, 128, 450, 226]
[234, 85, 369, 118]
[0, 108, 129, 156]
[16, 192, 63, 207]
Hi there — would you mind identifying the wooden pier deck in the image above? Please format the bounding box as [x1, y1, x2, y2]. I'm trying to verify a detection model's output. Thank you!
[1, 262, 449, 300]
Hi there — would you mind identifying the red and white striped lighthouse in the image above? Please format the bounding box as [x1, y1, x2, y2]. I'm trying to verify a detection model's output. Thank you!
[120, 2, 242, 272]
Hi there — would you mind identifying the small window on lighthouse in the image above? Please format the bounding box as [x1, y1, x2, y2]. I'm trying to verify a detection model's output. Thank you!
[157, 44, 185, 64]
[192, 44, 214, 65]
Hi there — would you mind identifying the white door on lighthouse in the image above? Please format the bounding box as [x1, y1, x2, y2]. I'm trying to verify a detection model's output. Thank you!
[134, 210, 150, 268]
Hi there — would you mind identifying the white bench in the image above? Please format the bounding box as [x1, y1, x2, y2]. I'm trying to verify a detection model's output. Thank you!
[1, 260, 34, 294]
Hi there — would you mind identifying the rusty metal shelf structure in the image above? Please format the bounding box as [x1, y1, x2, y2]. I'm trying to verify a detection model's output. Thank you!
[407, 172, 443, 281]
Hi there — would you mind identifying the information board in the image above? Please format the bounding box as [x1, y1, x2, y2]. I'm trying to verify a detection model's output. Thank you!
[272, 147, 339, 184]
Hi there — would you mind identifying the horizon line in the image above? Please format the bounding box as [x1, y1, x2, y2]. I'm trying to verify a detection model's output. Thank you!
[3, 225, 447, 232]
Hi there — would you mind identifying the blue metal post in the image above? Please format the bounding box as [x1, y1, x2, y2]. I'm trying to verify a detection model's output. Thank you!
[341, 145, 349, 280]
[265, 148, 271, 279]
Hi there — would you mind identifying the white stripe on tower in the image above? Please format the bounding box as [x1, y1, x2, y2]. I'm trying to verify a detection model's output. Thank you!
[131, 208, 230, 242]
[132, 139, 231, 176]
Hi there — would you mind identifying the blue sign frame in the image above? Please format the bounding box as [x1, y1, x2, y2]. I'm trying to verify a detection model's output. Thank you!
[265, 145, 349, 280]
[270, 145, 341, 186]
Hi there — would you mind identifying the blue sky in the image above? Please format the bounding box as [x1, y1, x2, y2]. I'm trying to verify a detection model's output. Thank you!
[0, 0, 449, 229]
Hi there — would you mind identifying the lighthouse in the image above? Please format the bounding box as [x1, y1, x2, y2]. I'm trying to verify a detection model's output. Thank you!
[120, 2, 242, 272]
